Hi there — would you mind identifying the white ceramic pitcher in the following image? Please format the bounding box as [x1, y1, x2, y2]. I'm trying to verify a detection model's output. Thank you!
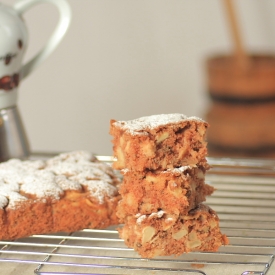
[0, 0, 71, 162]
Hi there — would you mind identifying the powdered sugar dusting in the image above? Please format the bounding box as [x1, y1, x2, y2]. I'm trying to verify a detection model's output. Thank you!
[137, 214, 147, 224]
[164, 165, 195, 174]
[0, 151, 120, 209]
[85, 180, 117, 203]
[1, 191, 28, 209]
[136, 210, 166, 224]
[113, 113, 205, 135]
[149, 210, 165, 219]
[46, 150, 97, 166]
[55, 175, 82, 191]
[0, 194, 8, 208]
[21, 170, 64, 199]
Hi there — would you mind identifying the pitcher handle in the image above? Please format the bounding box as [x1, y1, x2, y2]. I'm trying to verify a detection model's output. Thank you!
[13, 0, 72, 80]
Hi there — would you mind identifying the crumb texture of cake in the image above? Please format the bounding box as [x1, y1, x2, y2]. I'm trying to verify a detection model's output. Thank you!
[110, 113, 209, 171]
[119, 204, 229, 258]
[0, 151, 121, 240]
[116, 166, 214, 221]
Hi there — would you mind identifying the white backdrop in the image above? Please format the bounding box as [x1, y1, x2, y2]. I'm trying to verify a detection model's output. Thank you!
[2, 0, 275, 155]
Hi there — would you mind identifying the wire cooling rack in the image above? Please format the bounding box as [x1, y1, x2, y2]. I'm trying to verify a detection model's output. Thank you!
[0, 155, 274, 275]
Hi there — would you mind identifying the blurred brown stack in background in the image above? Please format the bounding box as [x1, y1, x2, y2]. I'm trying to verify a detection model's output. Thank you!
[205, 0, 275, 158]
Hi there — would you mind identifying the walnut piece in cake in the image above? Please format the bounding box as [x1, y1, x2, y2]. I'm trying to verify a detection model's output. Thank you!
[110, 114, 209, 171]
[117, 165, 214, 221]
[0, 151, 121, 240]
[119, 204, 229, 258]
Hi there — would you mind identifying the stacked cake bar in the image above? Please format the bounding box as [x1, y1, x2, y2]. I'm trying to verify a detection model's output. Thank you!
[110, 114, 228, 258]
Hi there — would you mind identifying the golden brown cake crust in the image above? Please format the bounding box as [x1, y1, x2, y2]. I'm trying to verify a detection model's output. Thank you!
[0, 151, 121, 240]
[119, 203, 229, 258]
[110, 114, 209, 171]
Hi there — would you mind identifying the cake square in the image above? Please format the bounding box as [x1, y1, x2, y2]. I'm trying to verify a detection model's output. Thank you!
[110, 114, 209, 171]
[119, 203, 229, 258]
[117, 165, 214, 221]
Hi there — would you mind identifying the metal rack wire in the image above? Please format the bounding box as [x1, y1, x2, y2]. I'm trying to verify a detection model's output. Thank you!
[0, 155, 274, 275]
